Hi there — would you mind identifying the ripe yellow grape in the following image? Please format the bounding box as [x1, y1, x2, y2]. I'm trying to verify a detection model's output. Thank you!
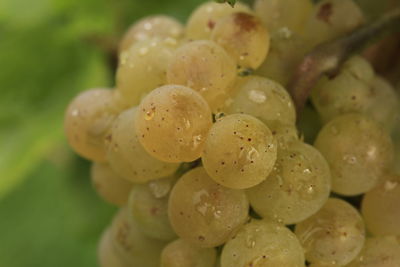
[135, 85, 213, 163]
[64, 89, 122, 162]
[361, 174, 400, 236]
[314, 113, 394, 196]
[166, 40, 236, 111]
[247, 141, 331, 225]
[295, 198, 365, 266]
[254, 0, 313, 34]
[211, 12, 270, 70]
[91, 162, 133, 206]
[161, 239, 217, 267]
[168, 167, 249, 248]
[225, 76, 296, 128]
[185, 1, 251, 40]
[116, 37, 179, 106]
[268, 121, 298, 150]
[106, 107, 179, 183]
[98, 228, 128, 267]
[221, 220, 305, 267]
[119, 15, 183, 52]
[202, 114, 277, 189]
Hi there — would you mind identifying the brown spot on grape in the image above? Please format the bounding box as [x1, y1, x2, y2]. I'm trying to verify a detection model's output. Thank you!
[207, 20, 215, 29]
[317, 3, 333, 23]
[234, 12, 257, 32]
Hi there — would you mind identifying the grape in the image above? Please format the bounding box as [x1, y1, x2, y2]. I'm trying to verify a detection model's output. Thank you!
[224, 76, 296, 128]
[247, 140, 331, 225]
[210, 12, 270, 70]
[253, 0, 313, 34]
[116, 37, 179, 106]
[314, 113, 394, 196]
[98, 228, 128, 267]
[109, 208, 167, 267]
[127, 181, 177, 241]
[185, 1, 251, 40]
[303, 0, 365, 47]
[202, 114, 277, 189]
[91, 162, 133, 206]
[361, 174, 400, 236]
[268, 121, 298, 150]
[221, 219, 305, 267]
[347, 236, 400, 267]
[308, 264, 335, 267]
[135, 85, 213, 163]
[296, 104, 322, 144]
[166, 40, 236, 111]
[342, 55, 375, 84]
[147, 175, 178, 198]
[119, 15, 184, 52]
[161, 239, 217, 267]
[64, 89, 123, 162]
[106, 107, 179, 183]
[168, 167, 249, 247]
[295, 198, 365, 266]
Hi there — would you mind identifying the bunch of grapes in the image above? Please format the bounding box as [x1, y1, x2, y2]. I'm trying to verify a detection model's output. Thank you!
[64, 0, 400, 266]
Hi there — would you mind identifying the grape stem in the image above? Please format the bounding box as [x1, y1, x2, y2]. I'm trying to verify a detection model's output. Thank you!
[289, 8, 400, 117]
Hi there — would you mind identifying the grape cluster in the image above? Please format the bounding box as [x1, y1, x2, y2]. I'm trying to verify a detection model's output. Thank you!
[64, 0, 400, 266]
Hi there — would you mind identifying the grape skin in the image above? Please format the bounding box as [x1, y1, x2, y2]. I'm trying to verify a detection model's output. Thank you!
[295, 198, 365, 266]
[161, 239, 217, 267]
[314, 113, 394, 196]
[106, 107, 179, 183]
[247, 140, 331, 225]
[91, 162, 133, 207]
[202, 114, 277, 189]
[221, 220, 305, 267]
[168, 167, 249, 248]
[98, 228, 128, 267]
[135, 85, 213, 163]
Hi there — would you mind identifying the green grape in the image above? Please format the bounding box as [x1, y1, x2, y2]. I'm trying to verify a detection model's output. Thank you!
[253, 0, 313, 34]
[135, 85, 213, 163]
[247, 140, 331, 225]
[314, 113, 394, 196]
[161, 239, 217, 267]
[106, 107, 179, 183]
[91, 162, 133, 207]
[109, 208, 167, 267]
[127, 180, 177, 241]
[224, 76, 296, 127]
[211, 12, 270, 70]
[147, 175, 178, 199]
[64, 89, 123, 162]
[116, 37, 179, 106]
[303, 0, 365, 47]
[221, 219, 305, 267]
[119, 15, 184, 52]
[268, 121, 298, 150]
[361, 174, 400, 236]
[185, 1, 251, 40]
[202, 114, 277, 189]
[166, 40, 236, 111]
[98, 228, 128, 267]
[342, 55, 375, 84]
[168, 167, 249, 248]
[347, 236, 400, 267]
[295, 198, 365, 266]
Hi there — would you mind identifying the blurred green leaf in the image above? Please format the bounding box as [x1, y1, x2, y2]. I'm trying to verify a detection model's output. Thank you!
[215, 0, 236, 7]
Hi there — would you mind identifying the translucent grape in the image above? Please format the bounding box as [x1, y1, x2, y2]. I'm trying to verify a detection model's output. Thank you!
[135, 85, 213, 163]
[342, 55, 375, 84]
[168, 167, 249, 247]
[254, 0, 313, 34]
[116, 37, 179, 106]
[106, 107, 179, 183]
[295, 198, 365, 266]
[211, 12, 270, 70]
[98, 228, 128, 267]
[347, 236, 400, 267]
[91, 162, 133, 206]
[119, 15, 183, 52]
[268, 121, 298, 150]
[224, 76, 296, 127]
[221, 219, 305, 267]
[109, 208, 167, 267]
[361, 174, 400, 236]
[161, 239, 217, 267]
[127, 181, 176, 241]
[314, 113, 394, 196]
[202, 114, 277, 189]
[64, 89, 122, 162]
[247, 141, 331, 225]
[185, 1, 251, 40]
[166, 40, 236, 111]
